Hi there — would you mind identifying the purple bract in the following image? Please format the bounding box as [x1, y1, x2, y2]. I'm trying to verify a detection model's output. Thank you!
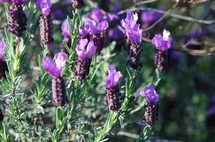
[105, 66, 121, 89]
[152, 29, 171, 51]
[0, 42, 4, 59]
[140, 84, 159, 104]
[84, 20, 108, 35]
[35, 0, 51, 16]
[121, 11, 138, 30]
[61, 19, 70, 38]
[76, 38, 97, 59]
[43, 52, 66, 77]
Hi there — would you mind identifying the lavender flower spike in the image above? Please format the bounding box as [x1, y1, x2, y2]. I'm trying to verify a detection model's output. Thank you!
[43, 52, 66, 77]
[140, 84, 159, 104]
[105, 66, 121, 111]
[76, 38, 97, 59]
[105, 66, 121, 89]
[0, 42, 8, 79]
[152, 29, 171, 51]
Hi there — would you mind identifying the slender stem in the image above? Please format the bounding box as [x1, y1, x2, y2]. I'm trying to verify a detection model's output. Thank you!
[15, 109, 27, 142]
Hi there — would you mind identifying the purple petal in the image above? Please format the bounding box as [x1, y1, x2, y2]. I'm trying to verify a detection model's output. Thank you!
[79, 28, 89, 38]
[76, 39, 96, 59]
[140, 84, 159, 104]
[34, 0, 42, 11]
[43, 57, 60, 77]
[126, 26, 142, 44]
[86, 7, 104, 23]
[84, 41, 96, 59]
[53, 52, 66, 72]
[121, 11, 138, 29]
[0, 42, 4, 59]
[12, 0, 28, 4]
[0, 0, 11, 3]
[61, 20, 70, 38]
[107, 13, 119, 22]
[40, 0, 51, 16]
[105, 66, 121, 88]
[152, 29, 171, 51]
[5, 98, 10, 106]
[98, 20, 108, 32]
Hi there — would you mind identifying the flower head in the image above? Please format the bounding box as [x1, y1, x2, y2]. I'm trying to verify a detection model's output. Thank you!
[0, 42, 5, 59]
[152, 29, 171, 51]
[140, 84, 159, 104]
[43, 52, 66, 77]
[0, 0, 11, 3]
[84, 20, 108, 35]
[35, 0, 51, 16]
[76, 38, 97, 59]
[105, 66, 121, 88]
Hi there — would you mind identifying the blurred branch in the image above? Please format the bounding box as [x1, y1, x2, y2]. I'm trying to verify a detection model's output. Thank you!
[118, 5, 214, 25]
[181, 40, 215, 56]
[172, 0, 207, 4]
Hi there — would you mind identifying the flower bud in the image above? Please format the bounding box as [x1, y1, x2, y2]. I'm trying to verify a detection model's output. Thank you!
[72, 0, 84, 9]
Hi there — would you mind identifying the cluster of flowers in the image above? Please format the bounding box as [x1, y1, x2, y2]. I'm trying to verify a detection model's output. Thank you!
[0, 0, 172, 127]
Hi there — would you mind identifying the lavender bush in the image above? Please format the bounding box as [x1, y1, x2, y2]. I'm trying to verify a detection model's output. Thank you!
[0, 0, 215, 142]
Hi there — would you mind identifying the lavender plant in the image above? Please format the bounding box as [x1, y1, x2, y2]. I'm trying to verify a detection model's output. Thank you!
[0, 0, 214, 142]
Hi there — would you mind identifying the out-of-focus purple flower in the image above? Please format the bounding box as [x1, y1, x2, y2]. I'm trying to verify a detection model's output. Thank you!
[152, 29, 171, 51]
[35, 0, 51, 16]
[1, 0, 28, 4]
[0, 42, 4, 59]
[43, 52, 66, 77]
[0, 0, 11, 3]
[61, 19, 70, 38]
[141, 10, 163, 28]
[5, 98, 10, 106]
[76, 38, 96, 59]
[126, 24, 142, 44]
[107, 13, 119, 22]
[121, 11, 138, 30]
[108, 27, 124, 40]
[84, 20, 108, 35]
[140, 84, 159, 104]
[86, 7, 104, 23]
[207, 106, 215, 115]
[105, 66, 121, 89]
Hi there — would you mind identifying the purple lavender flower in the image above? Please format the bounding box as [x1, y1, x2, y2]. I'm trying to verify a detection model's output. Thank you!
[43, 53, 67, 106]
[43, 52, 66, 78]
[140, 84, 159, 126]
[140, 84, 159, 104]
[81, 20, 108, 53]
[152, 29, 171, 72]
[121, 12, 143, 69]
[105, 66, 121, 89]
[105, 66, 121, 111]
[84, 20, 108, 36]
[152, 29, 171, 51]
[76, 38, 97, 59]
[74, 39, 97, 80]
